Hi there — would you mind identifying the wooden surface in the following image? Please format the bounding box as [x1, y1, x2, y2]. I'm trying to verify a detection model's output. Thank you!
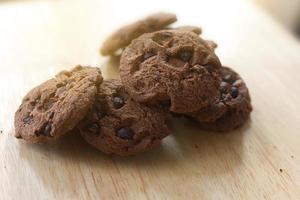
[1, 0, 300, 199]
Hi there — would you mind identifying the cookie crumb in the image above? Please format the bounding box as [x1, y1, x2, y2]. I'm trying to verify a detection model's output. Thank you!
[291, 155, 294, 159]
[279, 169, 283, 173]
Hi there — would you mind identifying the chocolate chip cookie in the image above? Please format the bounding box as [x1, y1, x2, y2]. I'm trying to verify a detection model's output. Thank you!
[14, 65, 103, 143]
[206, 40, 218, 50]
[77, 79, 171, 156]
[100, 12, 177, 56]
[120, 30, 222, 113]
[186, 66, 252, 131]
[172, 26, 202, 35]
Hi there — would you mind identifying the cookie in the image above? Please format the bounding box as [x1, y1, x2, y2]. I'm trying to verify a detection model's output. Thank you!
[186, 66, 252, 131]
[100, 12, 177, 56]
[14, 65, 103, 143]
[206, 40, 218, 50]
[77, 79, 171, 156]
[172, 26, 202, 35]
[120, 30, 222, 113]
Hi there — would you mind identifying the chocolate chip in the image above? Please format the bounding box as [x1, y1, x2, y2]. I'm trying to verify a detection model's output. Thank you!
[96, 111, 105, 120]
[113, 97, 124, 109]
[116, 127, 134, 140]
[88, 123, 101, 136]
[203, 64, 215, 73]
[143, 52, 155, 60]
[179, 51, 192, 62]
[43, 123, 52, 136]
[35, 123, 52, 136]
[23, 115, 33, 124]
[223, 74, 235, 84]
[230, 87, 239, 98]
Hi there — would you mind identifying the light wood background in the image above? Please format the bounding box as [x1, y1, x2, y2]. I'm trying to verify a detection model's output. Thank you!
[255, 0, 300, 31]
[1, 0, 300, 199]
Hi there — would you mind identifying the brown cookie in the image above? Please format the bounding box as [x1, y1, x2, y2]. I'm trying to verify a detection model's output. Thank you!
[14, 65, 103, 143]
[186, 66, 252, 131]
[206, 40, 218, 50]
[120, 30, 222, 113]
[172, 26, 202, 35]
[100, 12, 177, 56]
[77, 79, 171, 156]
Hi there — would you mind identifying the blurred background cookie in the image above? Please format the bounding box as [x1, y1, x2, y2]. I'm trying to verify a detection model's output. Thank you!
[100, 12, 177, 56]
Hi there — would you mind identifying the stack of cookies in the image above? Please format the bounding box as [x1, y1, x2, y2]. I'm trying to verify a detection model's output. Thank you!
[14, 13, 252, 156]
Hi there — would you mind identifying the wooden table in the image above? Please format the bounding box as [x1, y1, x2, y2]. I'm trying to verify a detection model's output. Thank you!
[1, 0, 300, 199]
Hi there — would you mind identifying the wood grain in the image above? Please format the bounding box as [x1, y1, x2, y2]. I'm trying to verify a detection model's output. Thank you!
[0, 0, 300, 199]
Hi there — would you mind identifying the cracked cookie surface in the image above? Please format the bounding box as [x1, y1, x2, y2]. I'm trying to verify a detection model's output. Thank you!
[186, 66, 252, 131]
[120, 30, 222, 113]
[14, 65, 103, 143]
[77, 79, 171, 156]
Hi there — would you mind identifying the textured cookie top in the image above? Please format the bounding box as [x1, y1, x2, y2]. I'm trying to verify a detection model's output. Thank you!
[14, 65, 103, 143]
[77, 79, 171, 156]
[120, 30, 222, 113]
[170, 26, 202, 35]
[100, 12, 177, 56]
[188, 67, 252, 122]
